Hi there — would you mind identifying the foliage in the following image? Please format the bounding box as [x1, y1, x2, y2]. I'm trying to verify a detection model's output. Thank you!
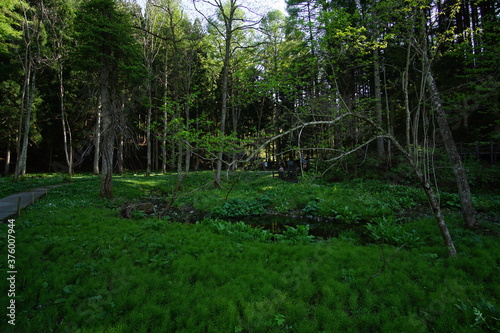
[455, 299, 500, 332]
[365, 216, 423, 247]
[197, 218, 273, 242]
[0, 173, 498, 332]
[212, 198, 266, 218]
[302, 198, 320, 215]
[198, 218, 314, 245]
[275, 224, 315, 245]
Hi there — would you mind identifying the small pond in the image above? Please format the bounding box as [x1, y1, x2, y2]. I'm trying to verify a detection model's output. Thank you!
[230, 214, 367, 241]
[129, 199, 367, 241]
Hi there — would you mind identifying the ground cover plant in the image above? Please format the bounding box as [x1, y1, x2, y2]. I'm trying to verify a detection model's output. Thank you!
[0, 172, 499, 332]
[0, 173, 70, 198]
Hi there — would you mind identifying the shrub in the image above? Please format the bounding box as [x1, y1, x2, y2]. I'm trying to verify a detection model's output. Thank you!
[365, 217, 423, 247]
[329, 205, 362, 224]
[302, 199, 320, 215]
[212, 198, 266, 218]
[275, 225, 315, 245]
[197, 218, 315, 245]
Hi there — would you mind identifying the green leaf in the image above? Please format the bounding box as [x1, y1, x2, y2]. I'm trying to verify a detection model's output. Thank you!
[63, 284, 76, 294]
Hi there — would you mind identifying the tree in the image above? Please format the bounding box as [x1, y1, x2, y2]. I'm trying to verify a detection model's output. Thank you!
[404, 0, 478, 229]
[140, 0, 165, 177]
[194, 0, 259, 187]
[14, 0, 44, 181]
[0, 0, 23, 176]
[74, 0, 143, 197]
[0, 0, 23, 54]
[40, 0, 76, 177]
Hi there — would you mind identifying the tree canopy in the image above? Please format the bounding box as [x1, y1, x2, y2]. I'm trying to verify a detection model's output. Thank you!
[0, 0, 498, 204]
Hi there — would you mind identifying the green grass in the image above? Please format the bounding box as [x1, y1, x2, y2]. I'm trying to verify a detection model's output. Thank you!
[0, 173, 70, 197]
[0, 172, 499, 332]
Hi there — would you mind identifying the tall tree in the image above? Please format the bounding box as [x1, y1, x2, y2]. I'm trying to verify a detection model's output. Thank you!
[14, 0, 44, 180]
[140, 0, 165, 177]
[0, 0, 23, 176]
[411, 1, 477, 229]
[194, 0, 258, 187]
[74, 0, 142, 197]
[41, 0, 76, 177]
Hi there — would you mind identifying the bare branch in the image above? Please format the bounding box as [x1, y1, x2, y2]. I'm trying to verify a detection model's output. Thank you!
[366, 243, 407, 287]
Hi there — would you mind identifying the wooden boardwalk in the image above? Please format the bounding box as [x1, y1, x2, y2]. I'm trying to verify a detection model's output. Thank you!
[0, 185, 61, 222]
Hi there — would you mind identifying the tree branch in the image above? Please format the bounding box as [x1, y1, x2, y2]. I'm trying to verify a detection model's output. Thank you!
[366, 243, 407, 286]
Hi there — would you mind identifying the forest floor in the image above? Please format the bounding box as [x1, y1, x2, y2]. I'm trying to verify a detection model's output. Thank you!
[0, 171, 499, 332]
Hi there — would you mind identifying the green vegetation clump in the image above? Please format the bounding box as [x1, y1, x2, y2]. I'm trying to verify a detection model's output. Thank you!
[0, 172, 498, 332]
[212, 198, 266, 218]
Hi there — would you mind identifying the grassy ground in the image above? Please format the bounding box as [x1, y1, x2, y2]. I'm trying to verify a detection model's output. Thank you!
[0, 173, 70, 198]
[0, 171, 499, 332]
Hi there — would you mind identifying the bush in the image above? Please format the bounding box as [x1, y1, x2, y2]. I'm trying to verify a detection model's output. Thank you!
[275, 225, 315, 245]
[302, 199, 320, 215]
[212, 198, 266, 218]
[198, 218, 315, 245]
[365, 217, 423, 247]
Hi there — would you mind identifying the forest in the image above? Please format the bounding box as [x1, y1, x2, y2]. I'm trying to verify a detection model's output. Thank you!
[0, 0, 499, 331]
[1, 0, 498, 183]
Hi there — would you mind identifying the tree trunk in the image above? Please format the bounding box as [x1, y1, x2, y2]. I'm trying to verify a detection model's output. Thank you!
[162, 106, 167, 173]
[117, 133, 124, 175]
[93, 108, 101, 175]
[14, 3, 42, 181]
[403, 42, 412, 152]
[4, 141, 11, 176]
[215, 8, 233, 188]
[99, 65, 114, 198]
[176, 141, 183, 191]
[392, 138, 457, 257]
[59, 67, 73, 177]
[425, 66, 477, 229]
[15, 64, 36, 180]
[373, 48, 385, 159]
[184, 102, 191, 175]
[162, 46, 168, 174]
[146, 80, 152, 177]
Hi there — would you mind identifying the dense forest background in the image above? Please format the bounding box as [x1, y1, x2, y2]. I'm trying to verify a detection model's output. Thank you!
[1, 0, 499, 183]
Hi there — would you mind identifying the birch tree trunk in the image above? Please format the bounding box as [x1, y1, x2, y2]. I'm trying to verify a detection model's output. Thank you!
[162, 46, 168, 174]
[94, 108, 101, 175]
[117, 133, 124, 175]
[425, 66, 477, 229]
[59, 68, 73, 177]
[4, 140, 11, 176]
[389, 137, 457, 257]
[146, 78, 152, 176]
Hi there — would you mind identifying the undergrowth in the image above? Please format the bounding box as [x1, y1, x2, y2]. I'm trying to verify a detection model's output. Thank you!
[0, 172, 498, 332]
